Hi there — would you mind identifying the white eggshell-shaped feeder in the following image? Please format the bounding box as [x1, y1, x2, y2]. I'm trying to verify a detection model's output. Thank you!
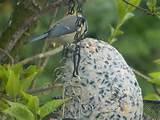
[61, 38, 143, 120]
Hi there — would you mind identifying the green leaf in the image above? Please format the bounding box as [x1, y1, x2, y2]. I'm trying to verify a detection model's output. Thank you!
[0, 65, 8, 91]
[5, 68, 20, 99]
[154, 59, 160, 64]
[144, 94, 160, 100]
[157, 13, 160, 19]
[149, 72, 160, 78]
[120, 12, 134, 25]
[3, 101, 34, 120]
[148, 72, 160, 86]
[117, 0, 141, 20]
[109, 38, 118, 44]
[0, 65, 8, 81]
[0, 100, 8, 111]
[117, 0, 127, 20]
[147, 0, 157, 12]
[110, 25, 115, 36]
[11, 64, 23, 77]
[39, 99, 68, 119]
[22, 92, 39, 114]
[127, 0, 141, 12]
[21, 66, 39, 91]
[148, 79, 160, 86]
[115, 29, 124, 36]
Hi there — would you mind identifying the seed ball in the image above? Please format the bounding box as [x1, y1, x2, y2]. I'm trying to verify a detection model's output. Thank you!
[61, 38, 143, 120]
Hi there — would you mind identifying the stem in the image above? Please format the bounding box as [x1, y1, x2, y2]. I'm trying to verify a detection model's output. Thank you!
[0, 0, 64, 62]
[0, 48, 14, 64]
[122, 0, 159, 16]
[28, 84, 63, 94]
[108, 23, 122, 44]
[17, 46, 63, 64]
[132, 67, 160, 96]
[132, 68, 150, 81]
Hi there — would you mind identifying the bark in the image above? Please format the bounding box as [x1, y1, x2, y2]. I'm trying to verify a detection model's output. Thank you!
[0, 0, 64, 63]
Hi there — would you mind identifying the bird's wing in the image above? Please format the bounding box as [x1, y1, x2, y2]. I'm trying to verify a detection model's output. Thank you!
[48, 24, 76, 38]
[31, 32, 48, 42]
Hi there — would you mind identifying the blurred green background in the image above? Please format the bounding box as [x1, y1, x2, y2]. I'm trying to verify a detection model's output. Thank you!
[0, 0, 160, 101]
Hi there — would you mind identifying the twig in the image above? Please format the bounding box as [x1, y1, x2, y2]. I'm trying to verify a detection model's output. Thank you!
[132, 68, 150, 81]
[122, 0, 158, 16]
[132, 67, 160, 96]
[37, 42, 49, 67]
[7, 16, 38, 54]
[0, 0, 64, 62]
[18, 46, 63, 64]
[0, 48, 14, 64]
[28, 83, 63, 94]
[40, 0, 64, 16]
[38, 7, 59, 68]
[153, 84, 160, 96]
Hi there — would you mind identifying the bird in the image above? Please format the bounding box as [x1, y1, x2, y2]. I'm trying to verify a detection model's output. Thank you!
[59, 38, 143, 120]
[31, 15, 88, 44]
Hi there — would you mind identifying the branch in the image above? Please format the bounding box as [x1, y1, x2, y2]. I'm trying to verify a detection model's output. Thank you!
[6, 16, 38, 54]
[122, 0, 159, 16]
[41, 0, 64, 15]
[132, 67, 160, 96]
[132, 68, 150, 81]
[38, 8, 59, 68]
[18, 46, 63, 64]
[153, 84, 160, 96]
[28, 83, 63, 94]
[0, 48, 14, 64]
[0, 0, 65, 62]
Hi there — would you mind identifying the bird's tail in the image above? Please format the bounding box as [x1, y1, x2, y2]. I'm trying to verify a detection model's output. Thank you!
[31, 32, 48, 42]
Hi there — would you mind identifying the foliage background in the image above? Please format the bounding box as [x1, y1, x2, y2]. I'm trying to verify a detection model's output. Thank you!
[0, 0, 160, 119]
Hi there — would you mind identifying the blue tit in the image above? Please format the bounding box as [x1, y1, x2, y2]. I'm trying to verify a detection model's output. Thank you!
[31, 15, 88, 44]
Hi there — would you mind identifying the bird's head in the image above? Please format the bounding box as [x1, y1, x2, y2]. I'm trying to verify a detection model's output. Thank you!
[75, 15, 88, 38]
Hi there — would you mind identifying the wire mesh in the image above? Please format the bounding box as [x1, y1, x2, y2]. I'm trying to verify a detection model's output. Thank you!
[143, 100, 160, 120]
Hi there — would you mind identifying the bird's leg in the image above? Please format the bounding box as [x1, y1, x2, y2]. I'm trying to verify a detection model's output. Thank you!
[72, 44, 81, 77]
